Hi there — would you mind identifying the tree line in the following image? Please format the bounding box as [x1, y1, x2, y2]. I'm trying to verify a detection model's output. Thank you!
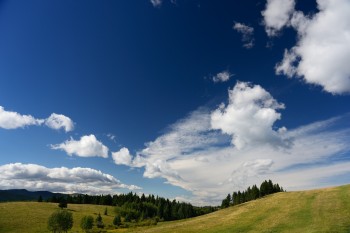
[221, 180, 284, 208]
[45, 191, 216, 222]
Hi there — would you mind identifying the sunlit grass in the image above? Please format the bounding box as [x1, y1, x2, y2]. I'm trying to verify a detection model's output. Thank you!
[0, 185, 349, 233]
[0, 202, 115, 233]
[111, 184, 350, 233]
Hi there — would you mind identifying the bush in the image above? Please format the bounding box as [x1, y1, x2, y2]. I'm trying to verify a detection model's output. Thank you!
[47, 210, 73, 233]
[113, 215, 121, 227]
[80, 215, 94, 232]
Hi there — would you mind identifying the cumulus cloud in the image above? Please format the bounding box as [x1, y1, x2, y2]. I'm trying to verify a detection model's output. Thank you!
[51, 134, 109, 158]
[261, 0, 296, 36]
[0, 163, 141, 193]
[211, 81, 289, 149]
[45, 113, 74, 132]
[150, 0, 162, 7]
[233, 22, 255, 49]
[114, 81, 350, 205]
[137, 111, 350, 205]
[0, 106, 43, 129]
[0, 106, 75, 132]
[275, 0, 350, 94]
[112, 147, 133, 166]
[212, 71, 234, 83]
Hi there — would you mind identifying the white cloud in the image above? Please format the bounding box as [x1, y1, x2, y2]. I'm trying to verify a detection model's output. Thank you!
[0, 106, 43, 129]
[51, 134, 109, 158]
[141, 112, 350, 205]
[211, 81, 289, 149]
[262, 0, 296, 36]
[0, 106, 75, 132]
[212, 71, 234, 83]
[115, 82, 350, 205]
[275, 0, 350, 94]
[0, 163, 141, 193]
[150, 0, 162, 7]
[112, 147, 133, 166]
[233, 22, 255, 49]
[45, 113, 74, 132]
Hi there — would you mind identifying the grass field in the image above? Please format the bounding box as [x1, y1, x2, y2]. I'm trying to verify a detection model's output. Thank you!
[0, 184, 349, 233]
[0, 202, 115, 233]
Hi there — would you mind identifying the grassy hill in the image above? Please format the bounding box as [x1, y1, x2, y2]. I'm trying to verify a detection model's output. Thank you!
[114, 184, 350, 233]
[0, 184, 349, 233]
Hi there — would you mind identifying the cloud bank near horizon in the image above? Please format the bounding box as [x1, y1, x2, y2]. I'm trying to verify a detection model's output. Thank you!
[0, 163, 141, 194]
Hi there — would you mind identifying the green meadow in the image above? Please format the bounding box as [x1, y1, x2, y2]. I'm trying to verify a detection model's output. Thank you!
[1, 184, 350, 233]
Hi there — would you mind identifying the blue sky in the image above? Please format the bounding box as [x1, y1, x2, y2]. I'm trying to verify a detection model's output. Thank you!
[0, 0, 350, 205]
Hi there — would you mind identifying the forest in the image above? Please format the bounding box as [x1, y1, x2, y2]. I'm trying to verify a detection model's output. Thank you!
[46, 191, 217, 222]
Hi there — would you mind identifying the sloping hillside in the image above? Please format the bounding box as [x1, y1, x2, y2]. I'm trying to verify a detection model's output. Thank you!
[119, 184, 350, 233]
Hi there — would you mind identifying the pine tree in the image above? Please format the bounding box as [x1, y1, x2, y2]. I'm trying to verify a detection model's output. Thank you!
[96, 213, 104, 228]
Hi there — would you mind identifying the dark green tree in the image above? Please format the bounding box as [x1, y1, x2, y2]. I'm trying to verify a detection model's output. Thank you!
[58, 200, 67, 209]
[104, 207, 108, 216]
[260, 180, 268, 197]
[267, 180, 274, 194]
[113, 215, 121, 227]
[221, 193, 231, 208]
[80, 215, 93, 232]
[95, 213, 104, 229]
[38, 195, 43, 202]
[47, 210, 73, 233]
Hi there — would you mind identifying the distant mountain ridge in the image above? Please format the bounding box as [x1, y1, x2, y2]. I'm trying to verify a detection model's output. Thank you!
[0, 189, 65, 202]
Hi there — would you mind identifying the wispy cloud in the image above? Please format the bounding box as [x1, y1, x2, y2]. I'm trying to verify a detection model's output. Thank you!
[51, 134, 109, 158]
[150, 0, 162, 7]
[233, 22, 255, 49]
[212, 71, 234, 83]
[107, 133, 116, 142]
[0, 163, 141, 193]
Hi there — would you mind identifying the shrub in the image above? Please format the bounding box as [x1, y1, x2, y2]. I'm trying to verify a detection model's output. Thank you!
[47, 210, 73, 233]
[113, 215, 121, 227]
[80, 215, 94, 232]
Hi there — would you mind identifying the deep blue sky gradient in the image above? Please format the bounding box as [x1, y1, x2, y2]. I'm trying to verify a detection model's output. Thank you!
[0, 0, 349, 199]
